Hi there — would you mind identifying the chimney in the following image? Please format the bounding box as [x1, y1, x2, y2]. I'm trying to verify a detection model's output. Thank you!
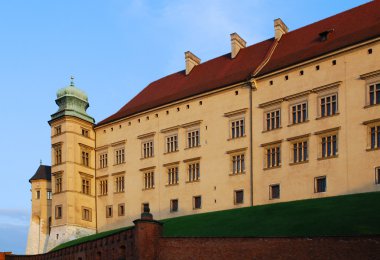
[230, 33, 246, 59]
[274, 18, 288, 40]
[185, 51, 201, 75]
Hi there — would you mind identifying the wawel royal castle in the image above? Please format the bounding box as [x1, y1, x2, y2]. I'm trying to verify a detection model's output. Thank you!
[27, 1, 380, 254]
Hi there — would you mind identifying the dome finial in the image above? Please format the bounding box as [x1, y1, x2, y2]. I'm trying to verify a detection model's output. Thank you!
[70, 76, 75, 87]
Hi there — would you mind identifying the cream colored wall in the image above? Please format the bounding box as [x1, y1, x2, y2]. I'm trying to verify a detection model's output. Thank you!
[48, 117, 96, 248]
[95, 85, 252, 231]
[252, 41, 380, 205]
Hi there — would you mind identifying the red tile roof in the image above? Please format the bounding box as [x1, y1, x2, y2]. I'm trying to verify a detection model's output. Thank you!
[97, 1, 380, 126]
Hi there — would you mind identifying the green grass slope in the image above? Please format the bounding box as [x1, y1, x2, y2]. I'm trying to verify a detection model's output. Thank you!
[52, 192, 380, 251]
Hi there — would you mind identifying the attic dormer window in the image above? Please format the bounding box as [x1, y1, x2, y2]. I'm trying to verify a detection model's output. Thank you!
[319, 29, 334, 41]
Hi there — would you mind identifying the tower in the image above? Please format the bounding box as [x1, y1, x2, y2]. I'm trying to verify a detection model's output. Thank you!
[26, 165, 52, 254]
[46, 78, 96, 251]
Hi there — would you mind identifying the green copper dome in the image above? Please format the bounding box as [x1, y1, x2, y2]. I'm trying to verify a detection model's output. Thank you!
[49, 78, 95, 124]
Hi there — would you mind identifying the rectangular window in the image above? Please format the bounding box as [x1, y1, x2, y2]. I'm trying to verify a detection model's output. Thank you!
[47, 191, 52, 200]
[170, 199, 178, 212]
[55, 205, 62, 219]
[315, 176, 327, 193]
[232, 154, 245, 174]
[55, 146, 62, 165]
[375, 167, 380, 184]
[142, 140, 154, 158]
[82, 207, 91, 221]
[369, 83, 380, 106]
[106, 205, 113, 218]
[81, 151, 89, 166]
[187, 129, 200, 148]
[231, 119, 245, 138]
[270, 184, 280, 199]
[266, 110, 281, 131]
[265, 145, 281, 168]
[55, 176, 62, 193]
[99, 179, 108, 195]
[321, 135, 338, 158]
[234, 190, 244, 204]
[188, 162, 200, 182]
[291, 102, 308, 124]
[118, 203, 125, 216]
[142, 203, 149, 213]
[55, 126, 61, 135]
[115, 176, 125, 193]
[144, 172, 154, 189]
[292, 141, 308, 163]
[99, 153, 108, 168]
[193, 196, 202, 209]
[82, 179, 90, 195]
[36, 190, 40, 200]
[370, 126, 380, 149]
[82, 129, 89, 137]
[115, 149, 125, 165]
[320, 94, 338, 117]
[166, 135, 178, 153]
[168, 167, 179, 185]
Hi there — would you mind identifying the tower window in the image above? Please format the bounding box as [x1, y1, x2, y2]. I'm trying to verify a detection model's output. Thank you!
[55, 205, 62, 219]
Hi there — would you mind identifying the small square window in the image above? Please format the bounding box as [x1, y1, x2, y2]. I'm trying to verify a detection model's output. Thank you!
[332, 60, 337, 65]
[375, 167, 380, 185]
[81, 129, 89, 137]
[106, 205, 113, 218]
[170, 199, 178, 212]
[285, 75, 289, 81]
[142, 203, 149, 213]
[300, 70, 304, 76]
[36, 190, 40, 200]
[118, 203, 125, 216]
[368, 49, 373, 54]
[270, 184, 280, 200]
[234, 190, 244, 204]
[315, 176, 327, 193]
[55, 205, 62, 219]
[82, 207, 91, 221]
[269, 80, 273, 86]
[193, 196, 202, 209]
[316, 65, 320, 71]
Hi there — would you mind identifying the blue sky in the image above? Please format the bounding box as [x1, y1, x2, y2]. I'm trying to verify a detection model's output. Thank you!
[0, 0, 369, 254]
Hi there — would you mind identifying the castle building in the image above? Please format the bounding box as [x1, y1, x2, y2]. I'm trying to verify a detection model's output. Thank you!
[27, 1, 380, 254]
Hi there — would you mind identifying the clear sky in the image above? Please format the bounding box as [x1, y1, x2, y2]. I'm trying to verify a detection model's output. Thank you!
[0, 0, 370, 254]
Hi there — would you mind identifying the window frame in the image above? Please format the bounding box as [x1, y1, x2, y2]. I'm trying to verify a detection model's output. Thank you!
[82, 206, 92, 221]
[314, 176, 327, 193]
[142, 139, 154, 158]
[170, 199, 179, 212]
[55, 175, 62, 193]
[234, 190, 244, 205]
[368, 123, 380, 150]
[106, 205, 113, 218]
[114, 175, 125, 193]
[81, 178, 91, 195]
[319, 133, 338, 159]
[143, 171, 155, 190]
[290, 138, 309, 164]
[193, 195, 202, 210]
[167, 166, 179, 185]
[375, 167, 380, 185]
[231, 153, 245, 175]
[55, 205, 62, 219]
[187, 162, 200, 182]
[264, 144, 281, 169]
[230, 118, 246, 139]
[165, 134, 178, 153]
[187, 129, 200, 148]
[98, 179, 108, 196]
[290, 101, 308, 125]
[269, 184, 280, 200]
[115, 148, 125, 165]
[118, 203, 125, 216]
[265, 109, 281, 131]
[99, 153, 108, 169]
[318, 93, 338, 118]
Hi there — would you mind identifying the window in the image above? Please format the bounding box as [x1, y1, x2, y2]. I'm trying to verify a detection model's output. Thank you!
[370, 125, 380, 149]
[376, 167, 380, 184]
[55, 176, 62, 193]
[115, 176, 125, 193]
[142, 140, 154, 158]
[291, 102, 308, 124]
[55, 126, 61, 135]
[143, 171, 154, 189]
[36, 190, 40, 200]
[270, 184, 280, 199]
[232, 154, 245, 174]
[55, 205, 62, 219]
[99, 179, 108, 195]
[315, 176, 327, 193]
[54, 146, 62, 165]
[168, 167, 179, 185]
[234, 190, 244, 204]
[82, 178, 90, 195]
[82, 207, 91, 221]
[193, 196, 202, 209]
[266, 109, 281, 130]
[265, 145, 281, 168]
[99, 153, 108, 168]
[142, 203, 149, 213]
[369, 83, 380, 105]
[320, 94, 338, 117]
[187, 129, 200, 148]
[82, 128, 89, 137]
[166, 135, 178, 153]
[321, 134, 338, 158]
[118, 203, 125, 216]
[106, 205, 113, 218]
[47, 191, 52, 200]
[170, 199, 178, 212]
[292, 141, 308, 163]
[115, 148, 125, 164]
[81, 151, 89, 166]
[231, 119, 245, 138]
[188, 162, 200, 182]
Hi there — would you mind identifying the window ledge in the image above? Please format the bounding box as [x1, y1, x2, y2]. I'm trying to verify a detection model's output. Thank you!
[262, 127, 282, 133]
[140, 156, 154, 160]
[269, 197, 280, 200]
[229, 172, 246, 176]
[366, 147, 380, 152]
[289, 160, 309, 166]
[364, 103, 380, 109]
[142, 187, 155, 191]
[164, 150, 179, 155]
[193, 208, 202, 210]
[227, 135, 247, 141]
[317, 155, 339, 161]
[114, 191, 125, 194]
[184, 145, 201, 150]
[263, 165, 281, 171]
[97, 194, 108, 197]
[113, 162, 126, 166]
[165, 183, 179, 187]
[287, 120, 309, 127]
[315, 113, 340, 120]
[186, 180, 200, 184]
